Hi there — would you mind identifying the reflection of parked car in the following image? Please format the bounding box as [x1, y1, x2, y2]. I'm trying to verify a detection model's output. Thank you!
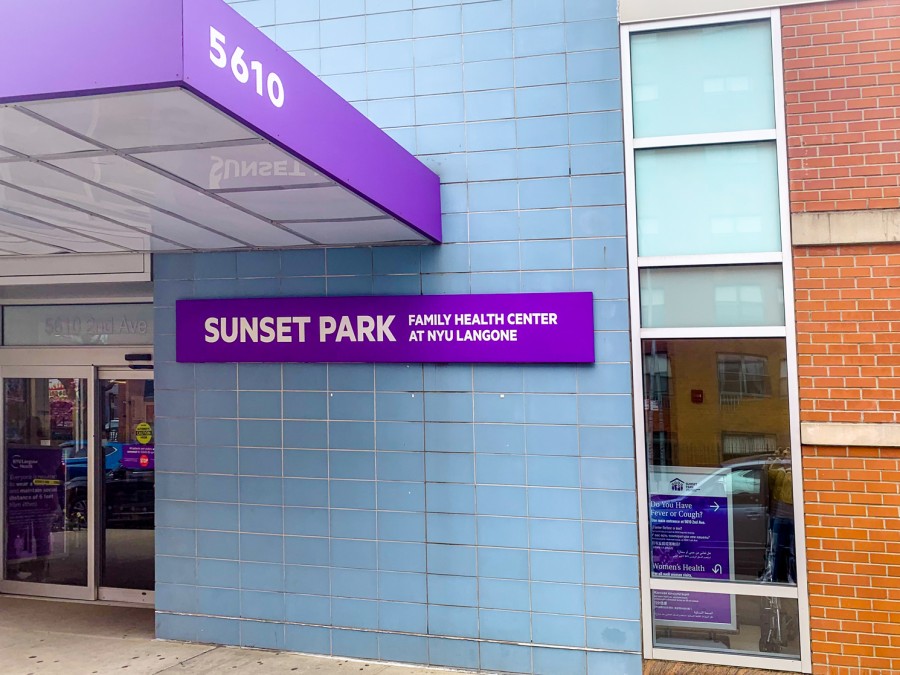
[103, 467, 155, 527]
[62, 441, 123, 474]
[61, 442, 153, 528]
[658, 455, 788, 581]
[724, 456, 775, 580]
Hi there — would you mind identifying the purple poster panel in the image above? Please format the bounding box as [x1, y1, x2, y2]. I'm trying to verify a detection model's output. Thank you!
[6, 447, 63, 562]
[649, 469, 731, 580]
[649, 468, 735, 628]
[176, 293, 595, 364]
[121, 444, 155, 470]
[653, 590, 732, 626]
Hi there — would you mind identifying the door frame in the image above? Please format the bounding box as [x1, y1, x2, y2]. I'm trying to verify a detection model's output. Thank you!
[0, 347, 154, 604]
[0, 364, 96, 600]
[96, 367, 155, 606]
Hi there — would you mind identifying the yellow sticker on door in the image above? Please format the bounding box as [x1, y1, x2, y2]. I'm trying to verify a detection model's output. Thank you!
[135, 422, 153, 445]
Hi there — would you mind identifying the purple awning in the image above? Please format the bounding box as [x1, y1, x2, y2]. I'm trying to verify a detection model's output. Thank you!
[0, 0, 441, 254]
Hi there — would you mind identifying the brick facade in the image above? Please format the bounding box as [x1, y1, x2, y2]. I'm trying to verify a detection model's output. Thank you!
[793, 243, 900, 424]
[783, 0, 900, 213]
[785, 3, 900, 673]
[803, 445, 900, 675]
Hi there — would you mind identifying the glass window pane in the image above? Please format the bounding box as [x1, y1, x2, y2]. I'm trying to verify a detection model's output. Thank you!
[3, 304, 153, 347]
[640, 265, 785, 329]
[636, 142, 782, 257]
[101, 379, 155, 591]
[5, 378, 89, 587]
[652, 590, 801, 658]
[643, 339, 795, 585]
[631, 21, 776, 137]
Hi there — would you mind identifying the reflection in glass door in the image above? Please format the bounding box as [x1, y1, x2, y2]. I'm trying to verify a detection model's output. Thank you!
[3, 377, 90, 593]
[99, 377, 154, 598]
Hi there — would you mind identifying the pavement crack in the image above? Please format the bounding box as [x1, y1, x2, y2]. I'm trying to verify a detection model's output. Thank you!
[153, 645, 220, 674]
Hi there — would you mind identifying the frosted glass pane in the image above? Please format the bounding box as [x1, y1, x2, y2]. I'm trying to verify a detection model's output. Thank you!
[636, 143, 782, 257]
[640, 265, 785, 328]
[631, 21, 775, 137]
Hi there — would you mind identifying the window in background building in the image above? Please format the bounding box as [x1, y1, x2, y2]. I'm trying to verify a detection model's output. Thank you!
[723, 433, 778, 460]
[717, 353, 772, 400]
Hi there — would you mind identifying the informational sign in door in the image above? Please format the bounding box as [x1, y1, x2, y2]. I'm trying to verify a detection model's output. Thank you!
[649, 467, 736, 630]
[176, 293, 595, 364]
[134, 423, 153, 445]
[121, 444, 155, 470]
[6, 448, 62, 562]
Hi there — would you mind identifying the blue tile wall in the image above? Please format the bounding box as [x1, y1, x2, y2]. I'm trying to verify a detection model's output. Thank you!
[155, 0, 637, 673]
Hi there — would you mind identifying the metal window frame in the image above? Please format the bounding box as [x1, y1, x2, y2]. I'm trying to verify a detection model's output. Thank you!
[622, 9, 812, 672]
[0, 253, 151, 287]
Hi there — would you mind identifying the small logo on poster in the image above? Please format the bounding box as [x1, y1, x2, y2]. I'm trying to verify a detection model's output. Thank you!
[669, 478, 686, 492]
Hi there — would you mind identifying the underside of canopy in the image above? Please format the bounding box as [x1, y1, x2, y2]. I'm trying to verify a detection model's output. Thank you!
[0, 0, 442, 256]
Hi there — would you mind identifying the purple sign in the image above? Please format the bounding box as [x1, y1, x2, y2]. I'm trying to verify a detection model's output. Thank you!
[176, 293, 595, 364]
[653, 590, 732, 626]
[121, 445, 155, 471]
[6, 447, 63, 562]
[0, 0, 183, 104]
[649, 468, 735, 628]
[649, 493, 731, 580]
[649, 469, 731, 581]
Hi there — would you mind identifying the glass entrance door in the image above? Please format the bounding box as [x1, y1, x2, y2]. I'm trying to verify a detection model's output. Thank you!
[98, 375, 155, 602]
[0, 366, 154, 603]
[2, 371, 93, 599]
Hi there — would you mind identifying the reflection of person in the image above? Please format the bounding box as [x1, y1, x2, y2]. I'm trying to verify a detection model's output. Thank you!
[767, 450, 795, 583]
[21, 416, 45, 445]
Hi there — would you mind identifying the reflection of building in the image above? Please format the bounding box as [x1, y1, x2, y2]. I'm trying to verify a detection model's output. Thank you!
[645, 340, 791, 468]
[104, 380, 154, 446]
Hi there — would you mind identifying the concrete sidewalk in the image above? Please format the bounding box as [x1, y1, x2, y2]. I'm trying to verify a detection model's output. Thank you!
[0, 597, 465, 675]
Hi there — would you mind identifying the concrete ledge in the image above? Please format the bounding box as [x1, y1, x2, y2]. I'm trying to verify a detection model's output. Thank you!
[801, 422, 900, 447]
[644, 660, 795, 675]
[792, 210, 900, 246]
[620, 0, 813, 24]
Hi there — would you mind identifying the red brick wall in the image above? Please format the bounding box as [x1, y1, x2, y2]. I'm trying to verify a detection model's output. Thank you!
[783, 0, 900, 213]
[783, 4, 900, 674]
[794, 243, 900, 423]
[803, 445, 900, 675]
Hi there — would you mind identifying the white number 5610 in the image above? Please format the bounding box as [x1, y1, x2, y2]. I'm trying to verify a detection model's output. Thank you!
[210, 27, 285, 108]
